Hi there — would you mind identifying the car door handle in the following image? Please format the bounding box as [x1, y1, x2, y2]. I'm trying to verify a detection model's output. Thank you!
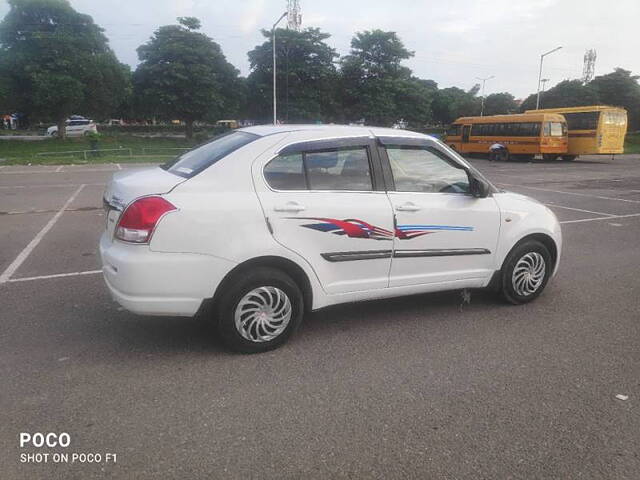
[395, 203, 421, 212]
[274, 202, 306, 212]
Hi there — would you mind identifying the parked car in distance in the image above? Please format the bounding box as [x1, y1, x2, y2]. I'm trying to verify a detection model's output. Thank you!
[100, 125, 562, 353]
[46, 117, 98, 137]
[216, 119, 239, 129]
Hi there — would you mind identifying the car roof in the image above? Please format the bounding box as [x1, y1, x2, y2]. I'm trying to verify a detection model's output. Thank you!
[238, 124, 430, 140]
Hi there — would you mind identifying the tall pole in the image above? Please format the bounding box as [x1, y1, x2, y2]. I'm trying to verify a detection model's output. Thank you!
[536, 46, 562, 110]
[541, 78, 549, 94]
[476, 75, 494, 117]
[272, 12, 287, 125]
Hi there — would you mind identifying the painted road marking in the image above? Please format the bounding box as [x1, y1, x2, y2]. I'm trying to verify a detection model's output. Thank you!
[8, 270, 102, 283]
[0, 183, 104, 189]
[0, 184, 85, 284]
[544, 203, 616, 217]
[560, 212, 640, 224]
[55, 165, 64, 172]
[498, 183, 640, 204]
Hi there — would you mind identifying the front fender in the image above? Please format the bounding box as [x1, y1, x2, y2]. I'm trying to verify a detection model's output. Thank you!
[493, 191, 562, 276]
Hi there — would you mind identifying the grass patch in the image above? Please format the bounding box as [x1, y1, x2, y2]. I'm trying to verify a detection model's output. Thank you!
[0, 135, 199, 165]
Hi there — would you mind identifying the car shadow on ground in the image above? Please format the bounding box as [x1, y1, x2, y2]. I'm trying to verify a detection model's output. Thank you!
[97, 288, 503, 356]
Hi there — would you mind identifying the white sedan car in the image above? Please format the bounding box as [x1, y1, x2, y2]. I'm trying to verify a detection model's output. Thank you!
[46, 118, 97, 137]
[100, 125, 561, 353]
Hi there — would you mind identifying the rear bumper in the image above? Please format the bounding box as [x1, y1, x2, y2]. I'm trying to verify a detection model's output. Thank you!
[99, 233, 236, 316]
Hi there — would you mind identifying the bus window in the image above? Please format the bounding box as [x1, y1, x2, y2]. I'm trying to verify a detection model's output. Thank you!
[447, 124, 461, 136]
[544, 122, 566, 137]
[563, 112, 599, 130]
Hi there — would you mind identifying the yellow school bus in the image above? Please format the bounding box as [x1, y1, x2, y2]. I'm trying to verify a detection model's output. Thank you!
[445, 113, 568, 161]
[525, 106, 627, 159]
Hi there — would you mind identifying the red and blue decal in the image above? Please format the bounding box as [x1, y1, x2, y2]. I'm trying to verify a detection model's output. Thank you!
[296, 218, 473, 240]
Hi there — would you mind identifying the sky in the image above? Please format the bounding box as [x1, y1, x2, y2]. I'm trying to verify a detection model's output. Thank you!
[0, 0, 638, 99]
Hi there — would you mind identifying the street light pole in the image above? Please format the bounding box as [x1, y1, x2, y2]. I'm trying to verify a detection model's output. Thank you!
[541, 78, 549, 93]
[272, 11, 288, 126]
[476, 75, 494, 116]
[536, 46, 562, 110]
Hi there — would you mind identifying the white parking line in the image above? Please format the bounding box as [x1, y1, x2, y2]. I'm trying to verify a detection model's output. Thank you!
[560, 212, 640, 224]
[498, 183, 640, 204]
[544, 203, 616, 217]
[8, 270, 102, 283]
[0, 184, 85, 284]
[55, 165, 64, 172]
[116, 163, 122, 170]
[0, 183, 104, 189]
[0, 168, 118, 175]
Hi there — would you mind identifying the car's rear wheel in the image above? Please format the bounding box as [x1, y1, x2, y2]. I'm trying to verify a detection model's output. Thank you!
[215, 267, 303, 353]
[499, 240, 552, 304]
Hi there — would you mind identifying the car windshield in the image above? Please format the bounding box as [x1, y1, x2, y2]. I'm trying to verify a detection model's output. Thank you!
[162, 131, 259, 178]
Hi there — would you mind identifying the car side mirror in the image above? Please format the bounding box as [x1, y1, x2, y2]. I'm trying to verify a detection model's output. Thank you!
[469, 175, 490, 198]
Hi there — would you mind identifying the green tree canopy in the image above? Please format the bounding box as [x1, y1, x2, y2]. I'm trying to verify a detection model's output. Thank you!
[133, 17, 242, 138]
[0, 0, 130, 136]
[340, 29, 432, 127]
[482, 92, 519, 115]
[431, 87, 480, 124]
[520, 79, 599, 112]
[246, 27, 338, 123]
[590, 68, 640, 129]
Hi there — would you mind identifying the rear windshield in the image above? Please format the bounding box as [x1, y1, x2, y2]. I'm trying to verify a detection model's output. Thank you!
[162, 131, 259, 178]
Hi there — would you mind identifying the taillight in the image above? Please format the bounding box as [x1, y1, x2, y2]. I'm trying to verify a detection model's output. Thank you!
[115, 196, 176, 244]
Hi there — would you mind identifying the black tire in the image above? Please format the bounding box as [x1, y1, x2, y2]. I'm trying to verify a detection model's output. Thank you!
[215, 267, 303, 353]
[561, 155, 577, 161]
[499, 240, 552, 305]
[542, 154, 558, 161]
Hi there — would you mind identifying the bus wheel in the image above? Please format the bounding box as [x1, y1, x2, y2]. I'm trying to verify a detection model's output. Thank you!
[542, 154, 558, 161]
[561, 155, 577, 161]
[490, 148, 510, 162]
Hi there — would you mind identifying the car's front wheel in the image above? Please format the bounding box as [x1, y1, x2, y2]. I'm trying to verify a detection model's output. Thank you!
[215, 267, 303, 353]
[499, 240, 552, 304]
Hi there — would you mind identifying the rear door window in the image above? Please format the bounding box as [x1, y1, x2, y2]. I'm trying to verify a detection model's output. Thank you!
[263, 153, 306, 190]
[306, 148, 372, 191]
[263, 146, 373, 192]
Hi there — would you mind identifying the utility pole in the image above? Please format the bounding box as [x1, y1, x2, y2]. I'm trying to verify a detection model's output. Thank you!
[536, 46, 562, 110]
[476, 75, 494, 116]
[582, 49, 596, 84]
[541, 78, 549, 93]
[272, 11, 288, 125]
[287, 0, 302, 31]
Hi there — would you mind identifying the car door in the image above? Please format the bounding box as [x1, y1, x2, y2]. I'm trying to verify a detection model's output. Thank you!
[378, 137, 500, 287]
[66, 120, 81, 136]
[254, 137, 395, 295]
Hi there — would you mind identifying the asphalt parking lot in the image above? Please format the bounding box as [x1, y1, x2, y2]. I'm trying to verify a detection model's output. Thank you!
[1, 155, 639, 479]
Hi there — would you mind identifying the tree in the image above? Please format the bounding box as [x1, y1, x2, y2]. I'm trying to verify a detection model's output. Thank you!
[520, 79, 599, 112]
[246, 27, 338, 123]
[590, 68, 640, 130]
[431, 87, 480, 124]
[0, 0, 129, 137]
[339, 30, 417, 126]
[482, 92, 518, 115]
[133, 17, 241, 138]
